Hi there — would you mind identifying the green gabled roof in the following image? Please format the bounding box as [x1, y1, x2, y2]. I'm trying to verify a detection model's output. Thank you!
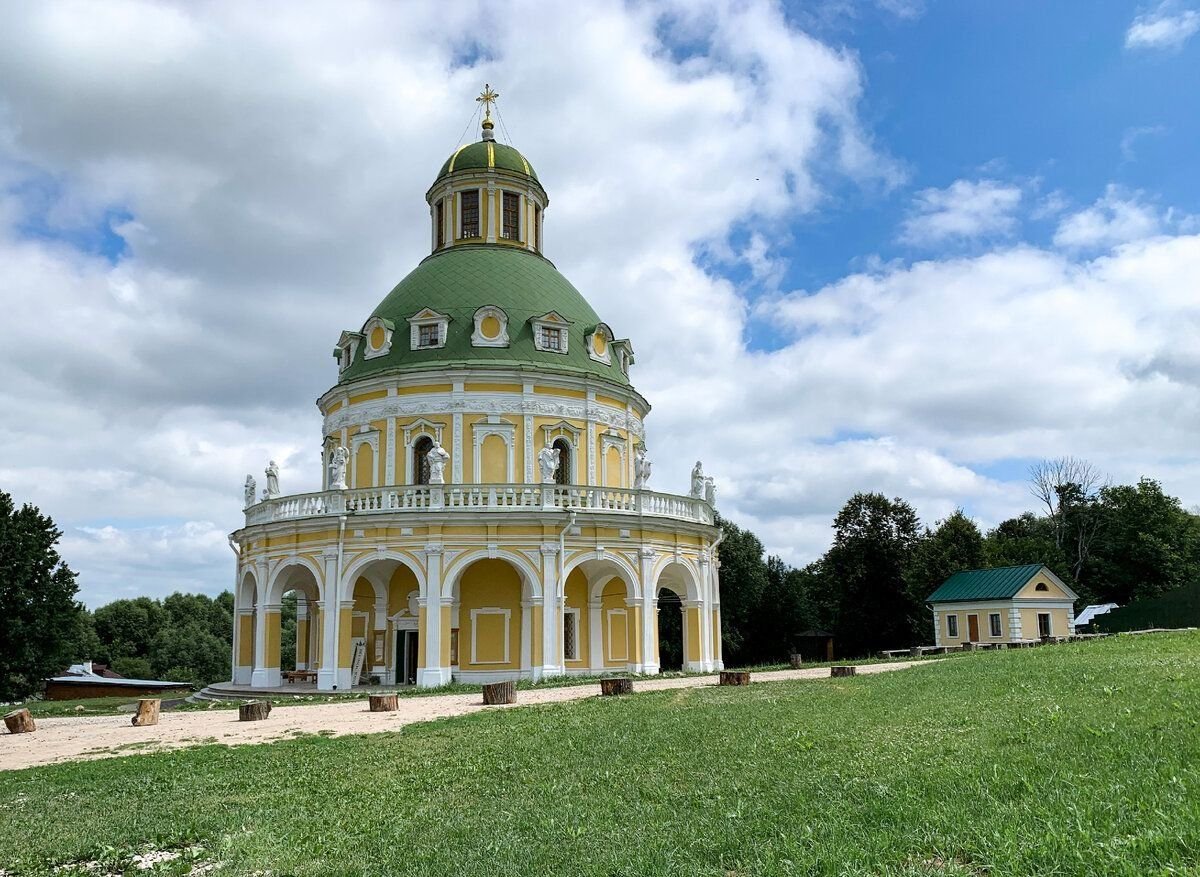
[927, 564, 1046, 603]
[339, 245, 630, 386]
[436, 140, 538, 182]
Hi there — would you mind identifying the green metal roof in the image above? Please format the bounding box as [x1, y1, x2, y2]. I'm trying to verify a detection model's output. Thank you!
[926, 564, 1046, 603]
[436, 141, 538, 182]
[339, 245, 630, 386]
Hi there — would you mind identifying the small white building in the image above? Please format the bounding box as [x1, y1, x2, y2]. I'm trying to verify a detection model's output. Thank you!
[927, 564, 1078, 646]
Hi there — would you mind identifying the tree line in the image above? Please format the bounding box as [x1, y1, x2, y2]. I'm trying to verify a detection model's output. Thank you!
[717, 460, 1200, 665]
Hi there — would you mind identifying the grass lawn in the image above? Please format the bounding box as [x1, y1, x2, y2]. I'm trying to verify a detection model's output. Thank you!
[2, 632, 1197, 876]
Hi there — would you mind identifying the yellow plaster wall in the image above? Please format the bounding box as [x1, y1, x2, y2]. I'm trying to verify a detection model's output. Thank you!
[458, 559, 522, 671]
[564, 569, 590, 668]
[1016, 573, 1072, 599]
[296, 617, 309, 665]
[601, 579, 629, 666]
[349, 389, 387, 405]
[604, 446, 623, 488]
[935, 606, 1011, 645]
[481, 434, 508, 482]
[396, 384, 452, 396]
[465, 382, 521, 394]
[1019, 607, 1072, 638]
[417, 606, 427, 669]
[354, 444, 374, 489]
[237, 614, 254, 665]
[338, 605, 353, 669]
[534, 385, 586, 400]
[441, 605, 452, 667]
[532, 605, 543, 667]
[595, 394, 624, 409]
[387, 566, 419, 617]
[264, 609, 282, 670]
[311, 605, 321, 668]
[686, 606, 701, 663]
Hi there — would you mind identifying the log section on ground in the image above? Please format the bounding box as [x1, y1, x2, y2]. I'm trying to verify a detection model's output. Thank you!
[830, 666, 857, 678]
[599, 678, 633, 696]
[369, 694, 399, 712]
[131, 699, 160, 727]
[238, 701, 272, 722]
[719, 671, 750, 686]
[482, 681, 516, 705]
[4, 709, 35, 734]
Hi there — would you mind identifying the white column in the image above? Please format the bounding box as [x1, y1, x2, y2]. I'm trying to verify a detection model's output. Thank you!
[639, 548, 659, 674]
[249, 557, 272, 687]
[588, 598, 603, 671]
[317, 550, 340, 691]
[713, 604, 724, 670]
[373, 596, 389, 682]
[520, 601, 533, 675]
[1008, 605, 1023, 642]
[539, 543, 563, 678]
[251, 602, 282, 688]
[698, 552, 713, 672]
[417, 543, 449, 687]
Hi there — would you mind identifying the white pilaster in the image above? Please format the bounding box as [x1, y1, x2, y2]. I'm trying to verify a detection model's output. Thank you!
[317, 550, 340, 691]
[417, 543, 450, 687]
[588, 598, 603, 672]
[639, 548, 659, 674]
[539, 543, 563, 677]
[520, 601, 533, 674]
[250, 602, 282, 688]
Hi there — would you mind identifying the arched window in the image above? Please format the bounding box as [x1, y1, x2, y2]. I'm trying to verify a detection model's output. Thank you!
[412, 436, 434, 485]
[1035, 582, 1049, 592]
[553, 438, 572, 486]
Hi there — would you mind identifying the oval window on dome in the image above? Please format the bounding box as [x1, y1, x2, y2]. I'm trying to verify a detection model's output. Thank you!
[586, 323, 614, 365]
[471, 305, 509, 348]
[361, 317, 394, 360]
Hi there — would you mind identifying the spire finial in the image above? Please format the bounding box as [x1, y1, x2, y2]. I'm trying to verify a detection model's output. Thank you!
[477, 83, 499, 140]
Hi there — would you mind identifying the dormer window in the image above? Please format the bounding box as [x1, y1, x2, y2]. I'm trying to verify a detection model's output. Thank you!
[362, 317, 394, 360]
[472, 305, 510, 348]
[531, 311, 571, 354]
[408, 308, 450, 351]
[586, 323, 614, 365]
[334, 330, 363, 373]
[502, 191, 520, 240]
[460, 189, 480, 239]
[612, 339, 635, 376]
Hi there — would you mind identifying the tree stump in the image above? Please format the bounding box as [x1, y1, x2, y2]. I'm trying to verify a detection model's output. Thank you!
[4, 708, 35, 734]
[482, 681, 516, 705]
[720, 671, 750, 686]
[369, 693, 399, 712]
[830, 665, 856, 678]
[600, 677, 633, 696]
[238, 700, 272, 722]
[131, 699, 160, 727]
[788, 654, 803, 669]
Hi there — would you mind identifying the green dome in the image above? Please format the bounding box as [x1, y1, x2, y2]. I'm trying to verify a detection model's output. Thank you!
[341, 246, 629, 386]
[436, 140, 538, 182]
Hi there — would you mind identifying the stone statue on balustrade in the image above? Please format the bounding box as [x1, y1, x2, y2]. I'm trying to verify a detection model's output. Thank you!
[427, 443, 451, 484]
[265, 460, 280, 499]
[243, 475, 256, 508]
[328, 446, 349, 490]
[634, 446, 652, 489]
[538, 445, 561, 484]
[690, 461, 705, 498]
[704, 476, 717, 507]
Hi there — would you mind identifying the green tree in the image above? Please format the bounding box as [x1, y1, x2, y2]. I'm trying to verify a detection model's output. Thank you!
[714, 515, 770, 666]
[279, 592, 297, 673]
[149, 622, 229, 686]
[983, 512, 1073, 584]
[92, 597, 167, 664]
[1086, 479, 1200, 604]
[906, 509, 985, 636]
[823, 493, 923, 656]
[0, 492, 89, 701]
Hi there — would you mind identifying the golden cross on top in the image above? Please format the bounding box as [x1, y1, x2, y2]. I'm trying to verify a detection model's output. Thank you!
[476, 83, 499, 121]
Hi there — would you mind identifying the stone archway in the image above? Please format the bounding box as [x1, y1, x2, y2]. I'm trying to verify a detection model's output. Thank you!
[233, 569, 258, 685]
[656, 586, 684, 672]
[654, 559, 705, 672]
[448, 558, 530, 682]
[564, 554, 641, 674]
[251, 559, 323, 688]
[339, 552, 426, 687]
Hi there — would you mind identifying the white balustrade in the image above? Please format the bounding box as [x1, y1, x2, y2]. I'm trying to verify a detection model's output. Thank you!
[244, 483, 713, 526]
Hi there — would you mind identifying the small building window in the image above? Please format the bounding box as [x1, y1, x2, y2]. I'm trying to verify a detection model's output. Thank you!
[989, 613, 1002, 637]
[540, 326, 564, 351]
[418, 324, 439, 348]
[563, 609, 579, 661]
[413, 436, 434, 485]
[502, 191, 520, 240]
[436, 199, 445, 248]
[1038, 612, 1052, 638]
[460, 189, 480, 238]
[1035, 582, 1049, 592]
[946, 614, 958, 638]
[553, 438, 572, 485]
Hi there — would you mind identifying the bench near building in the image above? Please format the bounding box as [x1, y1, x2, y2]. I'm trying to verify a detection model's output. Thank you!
[927, 564, 1077, 647]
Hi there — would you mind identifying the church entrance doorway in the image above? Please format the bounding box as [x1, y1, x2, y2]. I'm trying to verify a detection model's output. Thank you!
[395, 630, 419, 685]
[657, 587, 683, 672]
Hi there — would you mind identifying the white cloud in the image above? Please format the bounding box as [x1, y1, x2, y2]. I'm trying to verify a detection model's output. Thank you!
[1120, 124, 1168, 162]
[1125, 2, 1200, 50]
[1052, 185, 1164, 249]
[899, 179, 1023, 246]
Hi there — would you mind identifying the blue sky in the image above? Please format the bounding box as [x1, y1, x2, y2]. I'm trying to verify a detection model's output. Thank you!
[1, 0, 1198, 606]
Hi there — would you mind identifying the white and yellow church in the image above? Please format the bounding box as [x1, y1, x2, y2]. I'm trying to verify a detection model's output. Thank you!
[227, 91, 723, 691]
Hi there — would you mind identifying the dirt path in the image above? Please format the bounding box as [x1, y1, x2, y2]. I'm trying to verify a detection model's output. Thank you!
[0, 661, 927, 771]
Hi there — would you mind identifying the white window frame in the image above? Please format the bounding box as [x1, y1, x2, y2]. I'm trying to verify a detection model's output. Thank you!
[531, 312, 571, 355]
[362, 317, 394, 360]
[499, 190, 522, 242]
[989, 612, 1002, 638]
[471, 416, 516, 483]
[586, 322, 613, 365]
[946, 613, 959, 638]
[563, 607, 581, 662]
[470, 607, 511, 665]
[458, 188, 481, 240]
[408, 309, 449, 351]
[1037, 612, 1052, 638]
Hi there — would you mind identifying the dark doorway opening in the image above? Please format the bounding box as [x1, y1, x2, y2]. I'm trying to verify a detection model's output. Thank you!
[657, 588, 683, 671]
[396, 630, 419, 685]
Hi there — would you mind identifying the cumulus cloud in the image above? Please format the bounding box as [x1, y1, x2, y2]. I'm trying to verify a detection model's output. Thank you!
[899, 179, 1023, 246]
[1052, 185, 1164, 249]
[1125, 2, 1200, 50]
